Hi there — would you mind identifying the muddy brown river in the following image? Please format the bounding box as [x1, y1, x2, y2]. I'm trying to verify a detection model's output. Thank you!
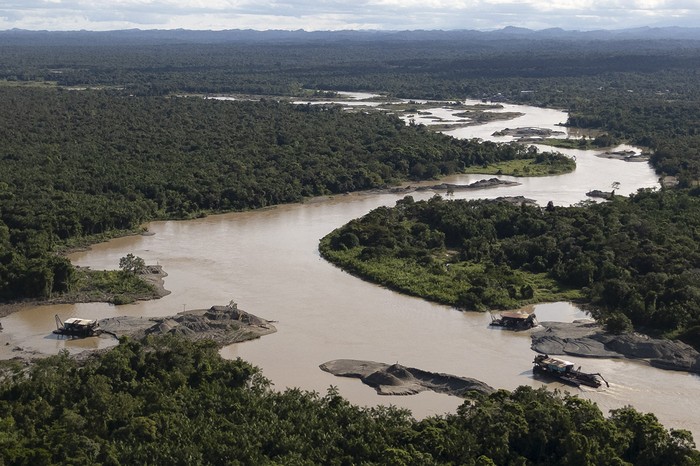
[2, 98, 698, 438]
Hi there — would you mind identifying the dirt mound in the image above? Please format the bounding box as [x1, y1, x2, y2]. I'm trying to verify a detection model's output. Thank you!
[363, 367, 424, 395]
[99, 301, 276, 347]
[531, 321, 700, 374]
[320, 359, 495, 398]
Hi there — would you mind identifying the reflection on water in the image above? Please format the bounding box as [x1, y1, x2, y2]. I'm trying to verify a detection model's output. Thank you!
[3, 99, 697, 440]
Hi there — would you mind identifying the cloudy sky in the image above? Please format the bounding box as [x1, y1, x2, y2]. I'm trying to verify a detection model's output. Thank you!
[0, 0, 698, 32]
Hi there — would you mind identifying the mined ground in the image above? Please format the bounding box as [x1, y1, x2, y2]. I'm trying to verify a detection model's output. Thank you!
[531, 320, 700, 374]
[320, 359, 495, 398]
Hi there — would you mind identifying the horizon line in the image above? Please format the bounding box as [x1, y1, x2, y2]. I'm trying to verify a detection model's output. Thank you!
[2, 25, 700, 34]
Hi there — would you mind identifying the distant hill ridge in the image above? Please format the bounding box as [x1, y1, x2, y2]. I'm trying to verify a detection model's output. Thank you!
[1, 26, 700, 45]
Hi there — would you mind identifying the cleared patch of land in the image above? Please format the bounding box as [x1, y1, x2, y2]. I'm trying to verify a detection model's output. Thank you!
[463, 158, 574, 176]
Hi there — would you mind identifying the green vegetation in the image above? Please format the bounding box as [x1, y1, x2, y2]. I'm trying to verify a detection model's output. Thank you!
[118, 254, 146, 275]
[0, 335, 696, 465]
[1, 35, 696, 183]
[568, 97, 700, 187]
[0, 87, 561, 302]
[321, 190, 700, 347]
[0, 31, 698, 462]
[0, 40, 697, 312]
[321, 232, 579, 310]
[54, 265, 157, 305]
[536, 138, 593, 150]
[463, 152, 576, 177]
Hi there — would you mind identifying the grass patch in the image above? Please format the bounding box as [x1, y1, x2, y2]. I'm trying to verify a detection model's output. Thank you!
[59, 268, 157, 305]
[463, 157, 575, 177]
[321, 244, 582, 311]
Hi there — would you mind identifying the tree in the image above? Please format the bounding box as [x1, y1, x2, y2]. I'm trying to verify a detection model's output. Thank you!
[605, 312, 633, 335]
[119, 254, 146, 275]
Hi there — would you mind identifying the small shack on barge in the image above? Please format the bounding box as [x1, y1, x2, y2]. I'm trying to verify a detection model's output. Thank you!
[490, 311, 538, 330]
[54, 315, 102, 338]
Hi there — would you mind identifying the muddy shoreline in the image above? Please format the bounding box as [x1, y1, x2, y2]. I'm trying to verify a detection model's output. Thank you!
[531, 321, 700, 374]
[383, 177, 519, 195]
[0, 265, 171, 359]
[0, 266, 276, 362]
[320, 320, 700, 401]
[0, 264, 170, 320]
[1, 301, 276, 363]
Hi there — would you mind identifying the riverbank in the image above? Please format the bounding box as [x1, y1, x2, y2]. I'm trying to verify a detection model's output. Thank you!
[0, 301, 276, 363]
[491, 126, 566, 142]
[531, 321, 700, 374]
[0, 264, 171, 361]
[0, 264, 170, 320]
[381, 177, 520, 195]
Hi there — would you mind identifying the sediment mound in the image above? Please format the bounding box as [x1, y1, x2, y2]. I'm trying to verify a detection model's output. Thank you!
[363, 365, 424, 395]
[320, 359, 495, 397]
[414, 178, 519, 192]
[531, 321, 700, 373]
[387, 178, 520, 195]
[99, 301, 276, 347]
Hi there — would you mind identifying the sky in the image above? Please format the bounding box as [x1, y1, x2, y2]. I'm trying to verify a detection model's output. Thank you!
[0, 0, 698, 32]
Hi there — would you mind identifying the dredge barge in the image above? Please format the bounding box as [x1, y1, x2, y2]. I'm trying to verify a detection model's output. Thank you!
[53, 315, 102, 337]
[533, 354, 608, 388]
[490, 312, 538, 330]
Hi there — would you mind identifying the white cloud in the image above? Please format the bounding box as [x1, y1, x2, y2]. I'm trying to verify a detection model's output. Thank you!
[0, 0, 698, 31]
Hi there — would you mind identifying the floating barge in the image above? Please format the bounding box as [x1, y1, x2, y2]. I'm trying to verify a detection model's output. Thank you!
[533, 354, 608, 388]
[53, 315, 102, 337]
[490, 311, 538, 330]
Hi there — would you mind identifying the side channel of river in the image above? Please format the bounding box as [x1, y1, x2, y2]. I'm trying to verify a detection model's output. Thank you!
[2, 96, 698, 439]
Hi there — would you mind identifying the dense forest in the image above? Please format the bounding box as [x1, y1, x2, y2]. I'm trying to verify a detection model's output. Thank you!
[1, 34, 698, 183]
[0, 88, 553, 301]
[2, 32, 700, 461]
[5, 32, 700, 303]
[320, 190, 700, 347]
[1, 335, 697, 465]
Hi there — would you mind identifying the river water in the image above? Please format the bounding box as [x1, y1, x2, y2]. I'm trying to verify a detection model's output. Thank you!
[2, 97, 699, 438]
